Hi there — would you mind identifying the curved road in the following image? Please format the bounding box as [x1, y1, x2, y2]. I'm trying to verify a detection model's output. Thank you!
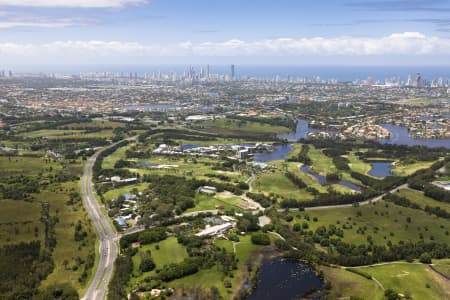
[82, 138, 135, 300]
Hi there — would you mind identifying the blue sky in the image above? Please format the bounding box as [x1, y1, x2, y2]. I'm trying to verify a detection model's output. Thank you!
[1, 0, 450, 65]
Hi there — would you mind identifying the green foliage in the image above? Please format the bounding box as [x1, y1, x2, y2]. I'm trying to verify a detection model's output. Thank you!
[419, 252, 432, 264]
[108, 254, 133, 300]
[139, 251, 155, 272]
[0, 241, 54, 299]
[157, 257, 202, 282]
[251, 233, 271, 245]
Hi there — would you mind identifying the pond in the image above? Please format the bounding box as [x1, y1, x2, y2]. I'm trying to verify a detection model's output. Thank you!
[368, 161, 393, 178]
[254, 144, 292, 162]
[248, 257, 323, 300]
[300, 164, 362, 192]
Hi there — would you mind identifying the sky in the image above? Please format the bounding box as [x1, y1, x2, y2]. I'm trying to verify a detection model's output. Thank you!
[1, 0, 450, 65]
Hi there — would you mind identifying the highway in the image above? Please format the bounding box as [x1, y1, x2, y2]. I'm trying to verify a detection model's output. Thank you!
[81, 138, 135, 300]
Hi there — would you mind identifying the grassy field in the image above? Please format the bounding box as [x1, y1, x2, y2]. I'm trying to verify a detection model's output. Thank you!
[0, 156, 61, 177]
[102, 183, 148, 203]
[128, 155, 249, 184]
[392, 161, 436, 176]
[398, 189, 450, 212]
[321, 266, 384, 300]
[0, 199, 44, 246]
[354, 263, 449, 299]
[308, 146, 338, 175]
[171, 235, 262, 299]
[433, 259, 450, 277]
[347, 151, 372, 174]
[39, 181, 96, 294]
[295, 200, 450, 246]
[19, 129, 85, 138]
[0, 155, 96, 294]
[185, 193, 243, 213]
[62, 119, 126, 129]
[131, 236, 189, 280]
[129, 235, 262, 299]
[254, 171, 314, 201]
[102, 143, 134, 169]
[192, 118, 291, 136]
[253, 160, 355, 203]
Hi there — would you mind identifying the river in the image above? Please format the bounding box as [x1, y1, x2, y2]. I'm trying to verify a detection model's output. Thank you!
[379, 124, 450, 149]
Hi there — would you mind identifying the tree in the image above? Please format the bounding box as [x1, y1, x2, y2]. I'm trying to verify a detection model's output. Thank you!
[139, 251, 155, 272]
[384, 289, 400, 300]
[419, 252, 432, 264]
[251, 233, 270, 245]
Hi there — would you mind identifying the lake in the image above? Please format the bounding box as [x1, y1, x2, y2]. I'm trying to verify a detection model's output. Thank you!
[368, 161, 393, 178]
[248, 257, 323, 300]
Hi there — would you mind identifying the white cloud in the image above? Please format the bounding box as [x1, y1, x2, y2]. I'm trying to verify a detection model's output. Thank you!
[0, 20, 79, 28]
[1, 32, 450, 62]
[0, 0, 145, 8]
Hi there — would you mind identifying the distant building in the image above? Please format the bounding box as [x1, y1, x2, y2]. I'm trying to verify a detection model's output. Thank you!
[114, 216, 128, 228]
[196, 222, 235, 237]
[237, 149, 249, 159]
[199, 186, 217, 195]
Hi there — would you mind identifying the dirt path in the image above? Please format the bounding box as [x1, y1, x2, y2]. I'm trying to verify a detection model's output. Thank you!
[427, 266, 450, 299]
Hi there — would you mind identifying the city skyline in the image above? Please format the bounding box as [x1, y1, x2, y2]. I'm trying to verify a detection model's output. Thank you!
[1, 0, 450, 65]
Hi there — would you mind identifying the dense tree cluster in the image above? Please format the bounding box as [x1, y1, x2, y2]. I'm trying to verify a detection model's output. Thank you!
[350, 171, 406, 191]
[287, 144, 311, 164]
[120, 227, 167, 249]
[227, 115, 297, 130]
[246, 192, 275, 208]
[158, 257, 202, 282]
[92, 140, 129, 178]
[108, 254, 133, 300]
[285, 171, 307, 189]
[251, 233, 271, 245]
[0, 175, 39, 200]
[0, 241, 54, 299]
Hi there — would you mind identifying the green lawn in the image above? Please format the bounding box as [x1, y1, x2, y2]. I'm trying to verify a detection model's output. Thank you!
[102, 143, 134, 169]
[132, 236, 189, 270]
[321, 266, 384, 300]
[355, 263, 448, 300]
[347, 151, 372, 174]
[62, 120, 126, 129]
[0, 156, 61, 177]
[19, 129, 84, 138]
[392, 161, 436, 176]
[308, 146, 337, 175]
[398, 189, 450, 212]
[254, 171, 314, 201]
[185, 194, 240, 213]
[192, 118, 290, 136]
[126, 155, 248, 184]
[171, 235, 261, 299]
[39, 181, 96, 294]
[253, 160, 355, 203]
[102, 183, 148, 203]
[433, 259, 450, 277]
[0, 200, 44, 246]
[295, 200, 450, 246]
